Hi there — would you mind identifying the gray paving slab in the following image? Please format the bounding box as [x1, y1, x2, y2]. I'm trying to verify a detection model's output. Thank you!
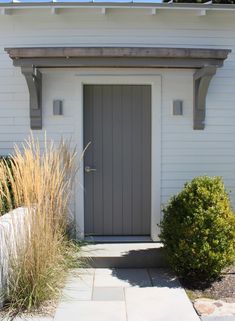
[92, 287, 124, 301]
[54, 301, 126, 321]
[125, 286, 200, 321]
[94, 268, 151, 287]
[201, 316, 235, 321]
[125, 269, 200, 321]
[61, 269, 94, 301]
[61, 284, 92, 301]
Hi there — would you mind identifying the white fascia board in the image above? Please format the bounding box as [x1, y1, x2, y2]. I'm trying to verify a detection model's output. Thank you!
[0, 3, 235, 12]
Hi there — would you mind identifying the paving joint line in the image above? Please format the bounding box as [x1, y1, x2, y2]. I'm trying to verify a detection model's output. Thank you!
[123, 287, 129, 321]
[147, 268, 154, 287]
[91, 268, 96, 301]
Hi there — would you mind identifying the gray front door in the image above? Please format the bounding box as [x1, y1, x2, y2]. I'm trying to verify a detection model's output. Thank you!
[84, 85, 151, 236]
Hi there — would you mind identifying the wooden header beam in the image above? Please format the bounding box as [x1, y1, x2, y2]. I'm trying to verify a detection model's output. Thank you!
[5, 47, 231, 130]
[5, 47, 230, 60]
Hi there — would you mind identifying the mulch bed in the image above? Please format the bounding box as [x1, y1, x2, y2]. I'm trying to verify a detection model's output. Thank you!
[181, 264, 235, 301]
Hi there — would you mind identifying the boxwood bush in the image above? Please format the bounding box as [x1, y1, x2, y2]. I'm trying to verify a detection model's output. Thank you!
[160, 176, 235, 282]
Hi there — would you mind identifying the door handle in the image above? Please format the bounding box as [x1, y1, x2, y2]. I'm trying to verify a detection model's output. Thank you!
[85, 166, 97, 173]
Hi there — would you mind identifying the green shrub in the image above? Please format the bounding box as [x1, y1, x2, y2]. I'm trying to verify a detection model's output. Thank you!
[160, 176, 235, 282]
[0, 156, 15, 215]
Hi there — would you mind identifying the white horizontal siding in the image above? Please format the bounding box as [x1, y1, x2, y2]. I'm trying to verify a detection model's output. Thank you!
[0, 8, 234, 214]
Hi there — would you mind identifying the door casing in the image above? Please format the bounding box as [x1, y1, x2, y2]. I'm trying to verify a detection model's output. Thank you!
[74, 70, 162, 241]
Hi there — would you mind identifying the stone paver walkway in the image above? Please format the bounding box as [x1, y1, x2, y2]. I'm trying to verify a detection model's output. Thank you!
[53, 268, 200, 321]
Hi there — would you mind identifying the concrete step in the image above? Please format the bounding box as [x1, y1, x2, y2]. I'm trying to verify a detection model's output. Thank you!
[81, 242, 167, 268]
[85, 236, 152, 243]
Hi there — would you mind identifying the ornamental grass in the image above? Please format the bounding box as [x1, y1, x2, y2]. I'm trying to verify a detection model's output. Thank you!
[0, 135, 80, 318]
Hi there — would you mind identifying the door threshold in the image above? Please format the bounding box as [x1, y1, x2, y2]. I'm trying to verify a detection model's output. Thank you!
[84, 235, 153, 243]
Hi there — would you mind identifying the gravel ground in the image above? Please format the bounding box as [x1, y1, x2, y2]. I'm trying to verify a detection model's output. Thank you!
[182, 264, 235, 301]
[0, 300, 57, 320]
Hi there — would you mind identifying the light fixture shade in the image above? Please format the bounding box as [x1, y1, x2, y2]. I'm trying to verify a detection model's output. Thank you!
[53, 100, 63, 115]
[173, 100, 183, 116]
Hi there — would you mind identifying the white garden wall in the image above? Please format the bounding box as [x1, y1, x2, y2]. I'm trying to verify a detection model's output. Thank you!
[0, 9, 235, 238]
[0, 208, 29, 307]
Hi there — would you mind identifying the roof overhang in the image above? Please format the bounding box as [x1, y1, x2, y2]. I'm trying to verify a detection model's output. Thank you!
[1, 2, 235, 16]
[1, 2, 235, 11]
[0, 0, 235, 16]
[5, 46, 231, 130]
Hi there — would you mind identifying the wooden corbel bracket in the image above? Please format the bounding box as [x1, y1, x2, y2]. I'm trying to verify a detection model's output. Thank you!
[193, 66, 217, 130]
[21, 66, 42, 130]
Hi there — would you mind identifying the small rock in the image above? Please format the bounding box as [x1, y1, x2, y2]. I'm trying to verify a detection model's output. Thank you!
[194, 299, 216, 315]
[214, 301, 223, 308]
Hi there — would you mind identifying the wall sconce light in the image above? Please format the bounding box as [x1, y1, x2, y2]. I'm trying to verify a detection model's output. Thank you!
[173, 100, 183, 116]
[53, 100, 63, 115]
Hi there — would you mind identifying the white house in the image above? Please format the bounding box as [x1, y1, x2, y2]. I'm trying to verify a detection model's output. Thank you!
[0, 1, 234, 241]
